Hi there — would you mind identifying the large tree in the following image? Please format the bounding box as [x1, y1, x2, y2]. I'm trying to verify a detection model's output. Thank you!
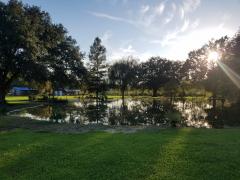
[0, 0, 85, 103]
[184, 45, 208, 83]
[109, 56, 137, 101]
[87, 37, 107, 99]
[164, 61, 184, 99]
[140, 57, 172, 97]
[46, 36, 86, 95]
[205, 35, 240, 102]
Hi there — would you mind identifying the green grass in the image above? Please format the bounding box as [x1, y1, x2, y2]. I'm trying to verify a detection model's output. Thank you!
[4, 95, 209, 103]
[0, 128, 240, 179]
[5, 96, 29, 102]
[5, 96, 32, 105]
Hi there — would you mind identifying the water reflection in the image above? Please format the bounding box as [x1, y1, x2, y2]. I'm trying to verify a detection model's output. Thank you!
[11, 98, 216, 128]
[174, 99, 212, 128]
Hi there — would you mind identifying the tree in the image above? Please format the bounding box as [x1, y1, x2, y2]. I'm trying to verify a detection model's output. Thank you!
[46, 36, 86, 97]
[204, 37, 229, 94]
[184, 45, 208, 83]
[0, 0, 86, 103]
[87, 37, 107, 100]
[164, 61, 184, 100]
[109, 56, 137, 101]
[140, 57, 172, 97]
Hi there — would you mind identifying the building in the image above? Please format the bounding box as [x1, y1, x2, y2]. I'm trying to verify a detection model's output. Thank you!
[10, 87, 37, 96]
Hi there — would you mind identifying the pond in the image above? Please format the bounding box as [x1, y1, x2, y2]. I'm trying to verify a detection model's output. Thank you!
[9, 98, 220, 128]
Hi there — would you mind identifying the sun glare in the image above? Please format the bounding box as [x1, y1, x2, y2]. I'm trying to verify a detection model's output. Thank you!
[208, 51, 220, 62]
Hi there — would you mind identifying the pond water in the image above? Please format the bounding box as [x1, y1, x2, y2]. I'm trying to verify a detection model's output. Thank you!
[9, 98, 218, 128]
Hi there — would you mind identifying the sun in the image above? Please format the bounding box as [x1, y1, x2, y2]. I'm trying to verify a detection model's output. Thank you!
[208, 51, 220, 62]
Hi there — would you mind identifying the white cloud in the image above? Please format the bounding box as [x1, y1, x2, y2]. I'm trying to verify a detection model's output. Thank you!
[120, 45, 136, 53]
[89, 0, 236, 62]
[160, 31, 179, 46]
[162, 24, 235, 60]
[109, 23, 235, 62]
[182, 0, 201, 13]
[180, 7, 185, 19]
[191, 19, 199, 29]
[141, 5, 150, 14]
[109, 44, 153, 62]
[164, 13, 174, 24]
[89, 11, 134, 25]
[155, 2, 165, 15]
[151, 18, 198, 47]
[181, 19, 189, 32]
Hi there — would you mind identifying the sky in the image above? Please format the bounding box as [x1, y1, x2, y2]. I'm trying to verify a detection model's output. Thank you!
[2, 0, 240, 62]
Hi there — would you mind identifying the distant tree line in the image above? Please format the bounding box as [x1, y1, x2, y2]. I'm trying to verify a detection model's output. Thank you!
[1, 0, 240, 104]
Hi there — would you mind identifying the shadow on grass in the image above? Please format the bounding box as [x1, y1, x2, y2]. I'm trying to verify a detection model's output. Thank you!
[148, 128, 240, 180]
[0, 129, 240, 179]
[0, 131, 113, 179]
[0, 130, 179, 179]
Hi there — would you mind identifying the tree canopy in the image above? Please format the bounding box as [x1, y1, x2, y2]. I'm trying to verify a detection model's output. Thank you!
[109, 56, 137, 100]
[0, 0, 85, 103]
[140, 57, 173, 97]
[87, 37, 108, 99]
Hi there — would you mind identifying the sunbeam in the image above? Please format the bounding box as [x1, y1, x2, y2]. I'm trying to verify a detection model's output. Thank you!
[217, 61, 240, 89]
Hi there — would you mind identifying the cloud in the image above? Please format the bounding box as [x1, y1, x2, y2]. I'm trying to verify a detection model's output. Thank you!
[140, 5, 150, 14]
[88, 11, 134, 24]
[164, 13, 174, 24]
[89, 0, 206, 61]
[89, 1, 187, 34]
[180, 7, 185, 19]
[161, 31, 179, 46]
[120, 45, 136, 53]
[155, 2, 165, 15]
[152, 18, 199, 47]
[181, 19, 189, 32]
[182, 0, 201, 13]
[162, 3, 178, 25]
[161, 24, 235, 60]
[109, 43, 153, 62]
[191, 19, 199, 29]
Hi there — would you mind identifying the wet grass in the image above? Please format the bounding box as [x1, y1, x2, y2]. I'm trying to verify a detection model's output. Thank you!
[0, 128, 239, 179]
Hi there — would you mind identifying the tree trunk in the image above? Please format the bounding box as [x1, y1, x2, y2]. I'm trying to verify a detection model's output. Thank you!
[96, 90, 99, 100]
[0, 87, 7, 104]
[152, 88, 157, 97]
[121, 88, 125, 104]
[96, 90, 99, 123]
[212, 94, 217, 110]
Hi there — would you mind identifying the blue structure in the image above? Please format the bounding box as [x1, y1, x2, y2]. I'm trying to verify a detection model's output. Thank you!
[10, 87, 37, 96]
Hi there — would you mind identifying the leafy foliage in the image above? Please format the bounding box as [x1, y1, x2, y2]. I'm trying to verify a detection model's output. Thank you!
[0, 0, 85, 103]
[109, 56, 137, 99]
[87, 37, 108, 99]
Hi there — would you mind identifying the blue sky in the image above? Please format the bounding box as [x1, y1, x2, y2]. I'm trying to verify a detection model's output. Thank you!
[2, 0, 240, 61]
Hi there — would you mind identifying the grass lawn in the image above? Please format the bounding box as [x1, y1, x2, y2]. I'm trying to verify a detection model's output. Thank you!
[5, 96, 29, 101]
[0, 128, 240, 179]
[4, 95, 209, 104]
[5, 96, 30, 105]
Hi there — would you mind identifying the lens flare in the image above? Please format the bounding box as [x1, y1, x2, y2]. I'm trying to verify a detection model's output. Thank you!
[208, 51, 220, 62]
[217, 61, 240, 89]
